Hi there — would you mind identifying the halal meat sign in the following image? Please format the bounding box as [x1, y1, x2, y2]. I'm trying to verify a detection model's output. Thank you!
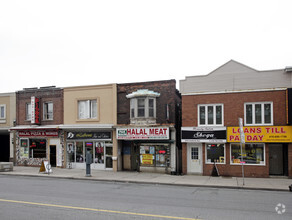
[31, 96, 40, 124]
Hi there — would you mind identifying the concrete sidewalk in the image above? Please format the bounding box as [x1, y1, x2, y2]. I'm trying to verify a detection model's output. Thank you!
[1, 166, 291, 192]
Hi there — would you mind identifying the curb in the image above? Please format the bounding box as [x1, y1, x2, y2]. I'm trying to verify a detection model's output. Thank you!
[1, 172, 289, 192]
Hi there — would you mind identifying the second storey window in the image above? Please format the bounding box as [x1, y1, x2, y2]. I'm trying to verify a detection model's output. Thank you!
[131, 97, 156, 118]
[198, 104, 223, 126]
[26, 103, 31, 121]
[43, 102, 53, 120]
[0, 104, 6, 120]
[127, 89, 160, 124]
[78, 100, 97, 119]
[245, 102, 273, 125]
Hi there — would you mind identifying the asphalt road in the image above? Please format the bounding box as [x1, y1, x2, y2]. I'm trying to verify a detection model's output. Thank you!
[0, 175, 291, 220]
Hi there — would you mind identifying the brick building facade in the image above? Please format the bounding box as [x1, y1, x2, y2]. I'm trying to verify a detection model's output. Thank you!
[180, 60, 292, 178]
[12, 86, 64, 167]
[116, 80, 181, 173]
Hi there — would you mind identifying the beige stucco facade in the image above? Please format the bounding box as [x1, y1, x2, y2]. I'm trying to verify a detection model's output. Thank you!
[64, 84, 117, 125]
[62, 84, 118, 171]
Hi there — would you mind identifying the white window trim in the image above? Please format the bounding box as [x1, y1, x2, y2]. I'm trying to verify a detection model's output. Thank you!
[198, 104, 224, 126]
[26, 103, 31, 121]
[230, 143, 266, 166]
[244, 102, 273, 126]
[77, 98, 99, 121]
[130, 97, 157, 119]
[43, 102, 54, 121]
[205, 143, 226, 164]
[0, 104, 6, 123]
[0, 104, 6, 119]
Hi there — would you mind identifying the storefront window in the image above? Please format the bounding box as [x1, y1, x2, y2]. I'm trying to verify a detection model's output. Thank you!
[67, 142, 75, 163]
[206, 144, 225, 163]
[20, 139, 29, 158]
[95, 142, 104, 164]
[29, 139, 46, 158]
[155, 146, 167, 167]
[231, 143, 265, 165]
[76, 142, 84, 163]
[140, 145, 169, 167]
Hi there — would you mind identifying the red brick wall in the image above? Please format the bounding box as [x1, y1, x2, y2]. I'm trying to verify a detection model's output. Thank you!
[182, 143, 187, 174]
[182, 90, 287, 127]
[16, 88, 63, 125]
[117, 80, 181, 125]
[182, 90, 288, 177]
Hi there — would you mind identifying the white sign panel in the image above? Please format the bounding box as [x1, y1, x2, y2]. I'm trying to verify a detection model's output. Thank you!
[117, 127, 169, 140]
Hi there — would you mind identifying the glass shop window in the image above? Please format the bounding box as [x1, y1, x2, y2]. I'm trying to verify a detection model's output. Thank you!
[95, 142, 104, 164]
[76, 142, 84, 163]
[206, 144, 225, 163]
[140, 145, 169, 167]
[29, 139, 46, 158]
[231, 144, 265, 165]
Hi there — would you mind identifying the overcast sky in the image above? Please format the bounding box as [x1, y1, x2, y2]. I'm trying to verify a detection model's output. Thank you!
[1, 0, 291, 93]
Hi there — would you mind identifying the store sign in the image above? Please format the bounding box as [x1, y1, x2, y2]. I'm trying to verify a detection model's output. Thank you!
[67, 132, 111, 140]
[117, 127, 169, 140]
[227, 126, 292, 143]
[31, 96, 40, 124]
[18, 130, 59, 137]
[141, 154, 153, 165]
[181, 127, 226, 143]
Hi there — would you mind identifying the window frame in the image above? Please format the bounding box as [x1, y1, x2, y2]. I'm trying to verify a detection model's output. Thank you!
[205, 143, 226, 164]
[198, 104, 224, 126]
[0, 104, 6, 121]
[43, 102, 54, 121]
[26, 103, 32, 121]
[244, 102, 273, 126]
[77, 99, 98, 120]
[230, 143, 266, 166]
[130, 97, 157, 119]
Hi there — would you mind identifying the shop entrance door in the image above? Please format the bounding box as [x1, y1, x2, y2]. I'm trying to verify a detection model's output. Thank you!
[269, 144, 283, 175]
[50, 145, 56, 167]
[187, 144, 202, 174]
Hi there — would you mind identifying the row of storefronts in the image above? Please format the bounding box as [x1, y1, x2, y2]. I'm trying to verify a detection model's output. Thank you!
[10, 125, 176, 173]
[1, 61, 292, 178]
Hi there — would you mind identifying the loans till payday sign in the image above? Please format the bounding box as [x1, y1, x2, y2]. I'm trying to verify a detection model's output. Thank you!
[117, 127, 169, 140]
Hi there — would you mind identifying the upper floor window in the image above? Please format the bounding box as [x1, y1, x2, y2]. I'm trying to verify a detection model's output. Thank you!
[244, 102, 273, 125]
[43, 102, 53, 120]
[78, 100, 97, 119]
[26, 103, 31, 121]
[127, 89, 160, 124]
[0, 104, 6, 121]
[198, 104, 223, 126]
[130, 97, 156, 118]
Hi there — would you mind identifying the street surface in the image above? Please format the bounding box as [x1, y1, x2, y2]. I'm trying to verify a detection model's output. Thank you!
[0, 175, 291, 220]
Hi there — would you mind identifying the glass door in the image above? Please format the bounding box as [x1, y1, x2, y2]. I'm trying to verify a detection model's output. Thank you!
[105, 145, 113, 169]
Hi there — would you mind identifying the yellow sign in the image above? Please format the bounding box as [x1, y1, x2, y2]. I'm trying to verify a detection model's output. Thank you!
[141, 154, 153, 165]
[227, 126, 292, 143]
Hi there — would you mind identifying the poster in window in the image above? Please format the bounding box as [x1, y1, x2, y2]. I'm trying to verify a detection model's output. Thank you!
[20, 139, 29, 158]
[141, 154, 153, 165]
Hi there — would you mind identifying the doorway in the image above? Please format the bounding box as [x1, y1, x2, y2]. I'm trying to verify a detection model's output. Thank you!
[269, 144, 288, 176]
[50, 145, 56, 167]
[187, 143, 202, 174]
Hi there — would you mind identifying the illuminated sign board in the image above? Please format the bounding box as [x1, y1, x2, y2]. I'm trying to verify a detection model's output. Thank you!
[31, 96, 40, 124]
